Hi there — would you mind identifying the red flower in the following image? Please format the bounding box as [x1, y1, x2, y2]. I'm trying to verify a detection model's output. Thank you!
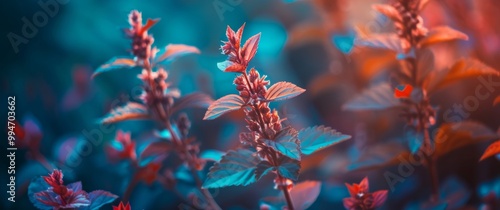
[394, 84, 413, 99]
[113, 201, 132, 210]
[343, 177, 388, 210]
[106, 130, 137, 162]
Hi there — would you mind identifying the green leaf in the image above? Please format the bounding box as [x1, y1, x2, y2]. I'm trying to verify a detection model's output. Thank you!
[263, 130, 301, 161]
[203, 94, 245, 120]
[419, 26, 468, 48]
[266, 82, 306, 101]
[203, 149, 260, 188]
[426, 58, 499, 93]
[99, 102, 149, 124]
[343, 83, 401, 111]
[92, 57, 136, 78]
[298, 125, 351, 155]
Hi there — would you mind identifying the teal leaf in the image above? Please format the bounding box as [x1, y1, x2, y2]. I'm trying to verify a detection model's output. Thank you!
[406, 129, 424, 154]
[343, 83, 401, 111]
[82, 190, 118, 210]
[276, 156, 300, 180]
[298, 126, 351, 155]
[203, 149, 260, 188]
[263, 130, 301, 160]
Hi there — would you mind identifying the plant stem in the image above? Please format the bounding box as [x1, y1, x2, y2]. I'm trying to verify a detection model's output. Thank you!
[164, 121, 221, 210]
[280, 176, 295, 210]
[423, 128, 439, 202]
[123, 173, 139, 203]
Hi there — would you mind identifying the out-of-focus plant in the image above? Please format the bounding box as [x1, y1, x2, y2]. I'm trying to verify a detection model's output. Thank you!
[113, 201, 132, 210]
[92, 10, 220, 209]
[28, 169, 117, 210]
[202, 24, 351, 210]
[343, 177, 388, 210]
[344, 0, 499, 202]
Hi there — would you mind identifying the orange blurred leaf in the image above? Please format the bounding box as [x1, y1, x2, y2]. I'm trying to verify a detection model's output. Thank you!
[479, 140, 500, 161]
[419, 26, 468, 48]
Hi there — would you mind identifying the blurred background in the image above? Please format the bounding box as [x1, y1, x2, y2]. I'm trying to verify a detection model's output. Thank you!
[1, 0, 499, 209]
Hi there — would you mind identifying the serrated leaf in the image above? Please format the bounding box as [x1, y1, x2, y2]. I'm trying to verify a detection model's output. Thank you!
[434, 121, 498, 157]
[139, 141, 172, 160]
[242, 33, 261, 63]
[203, 149, 260, 188]
[263, 130, 301, 160]
[343, 83, 401, 110]
[255, 160, 274, 180]
[92, 57, 136, 78]
[99, 102, 149, 124]
[28, 177, 52, 210]
[298, 126, 351, 155]
[355, 34, 403, 53]
[290, 181, 322, 210]
[426, 58, 499, 93]
[372, 4, 401, 22]
[266, 82, 306, 101]
[171, 93, 214, 114]
[203, 94, 245, 120]
[419, 26, 468, 48]
[479, 140, 500, 161]
[276, 156, 301, 180]
[155, 44, 200, 63]
[82, 190, 118, 210]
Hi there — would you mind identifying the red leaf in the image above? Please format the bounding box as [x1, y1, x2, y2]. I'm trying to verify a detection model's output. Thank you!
[171, 93, 214, 114]
[155, 44, 200, 63]
[217, 61, 246, 73]
[235, 23, 245, 49]
[100, 102, 149, 124]
[394, 84, 413, 98]
[204, 94, 245, 120]
[113, 201, 131, 210]
[92, 57, 136, 78]
[371, 190, 388, 208]
[140, 18, 160, 34]
[419, 26, 468, 48]
[242, 33, 261, 64]
[290, 181, 322, 210]
[480, 140, 500, 161]
[355, 34, 403, 53]
[266, 82, 305, 101]
[140, 141, 172, 160]
[372, 4, 401, 22]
